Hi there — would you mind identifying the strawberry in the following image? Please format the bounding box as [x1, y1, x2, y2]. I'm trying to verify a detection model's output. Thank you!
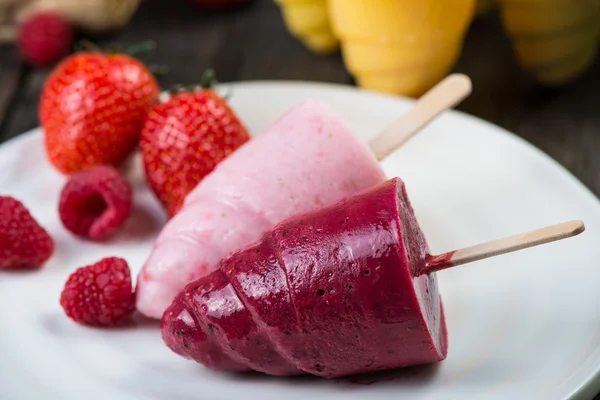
[0, 196, 54, 269]
[40, 50, 161, 174]
[140, 70, 250, 217]
[18, 12, 74, 68]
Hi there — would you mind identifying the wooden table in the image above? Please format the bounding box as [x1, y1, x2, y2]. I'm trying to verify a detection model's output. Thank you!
[0, 0, 599, 397]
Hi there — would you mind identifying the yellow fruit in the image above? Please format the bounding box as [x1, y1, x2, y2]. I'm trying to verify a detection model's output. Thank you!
[328, 0, 476, 97]
[498, 0, 600, 84]
[534, 41, 598, 84]
[274, 0, 339, 54]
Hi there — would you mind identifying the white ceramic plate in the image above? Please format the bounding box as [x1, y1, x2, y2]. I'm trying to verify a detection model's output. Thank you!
[1, 82, 599, 400]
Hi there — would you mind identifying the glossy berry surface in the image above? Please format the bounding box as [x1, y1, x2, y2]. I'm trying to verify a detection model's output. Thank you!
[60, 257, 136, 326]
[0, 196, 54, 269]
[40, 52, 160, 174]
[58, 165, 133, 241]
[141, 89, 250, 216]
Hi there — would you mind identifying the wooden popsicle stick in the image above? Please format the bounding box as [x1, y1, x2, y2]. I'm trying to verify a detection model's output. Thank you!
[420, 220, 585, 275]
[369, 73, 473, 162]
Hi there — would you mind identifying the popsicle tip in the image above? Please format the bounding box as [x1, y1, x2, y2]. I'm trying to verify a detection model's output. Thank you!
[444, 73, 472, 97]
[567, 219, 585, 236]
[369, 73, 474, 161]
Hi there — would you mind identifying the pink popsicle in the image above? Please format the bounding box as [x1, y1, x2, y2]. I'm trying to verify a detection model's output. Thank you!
[161, 177, 447, 378]
[136, 100, 387, 319]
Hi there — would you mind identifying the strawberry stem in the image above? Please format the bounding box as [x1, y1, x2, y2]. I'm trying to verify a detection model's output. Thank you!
[76, 38, 102, 53]
[200, 69, 218, 90]
[168, 69, 221, 94]
[106, 43, 123, 55]
[166, 69, 233, 101]
[149, 64, 170, 78]
[126, 41, 157, 58]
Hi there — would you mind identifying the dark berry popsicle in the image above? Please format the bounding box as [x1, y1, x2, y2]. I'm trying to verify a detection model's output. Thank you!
[161, 177, 447, 378]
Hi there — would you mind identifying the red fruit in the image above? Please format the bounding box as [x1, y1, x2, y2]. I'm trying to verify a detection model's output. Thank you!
[40, 52, 160, 174]
[60, 257, 136, 326]
[141, 86, 250, 217]
[18, 12, 74, 68]
[58, 165, 133, 241]
[0, 196, 54, 269]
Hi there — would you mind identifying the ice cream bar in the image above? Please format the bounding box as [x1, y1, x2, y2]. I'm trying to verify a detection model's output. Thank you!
[136, 100, 388, 319]
[161, 177, 446, 378]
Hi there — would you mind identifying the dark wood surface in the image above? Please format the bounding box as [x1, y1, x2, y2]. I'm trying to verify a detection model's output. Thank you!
[0, 0, 599, 396]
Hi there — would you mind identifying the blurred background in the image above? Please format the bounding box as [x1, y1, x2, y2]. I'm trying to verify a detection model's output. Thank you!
[0, 0, 599, 196]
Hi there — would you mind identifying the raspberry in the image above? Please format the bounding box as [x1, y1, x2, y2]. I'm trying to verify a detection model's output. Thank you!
[0, 196, 54, 269]
[60, 257, 136, 326]
[58, 165, 133, 241]
[18, 12, 74, 68]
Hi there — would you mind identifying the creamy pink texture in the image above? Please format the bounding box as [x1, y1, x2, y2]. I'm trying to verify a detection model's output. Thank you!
[136, 100, 387, 319]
